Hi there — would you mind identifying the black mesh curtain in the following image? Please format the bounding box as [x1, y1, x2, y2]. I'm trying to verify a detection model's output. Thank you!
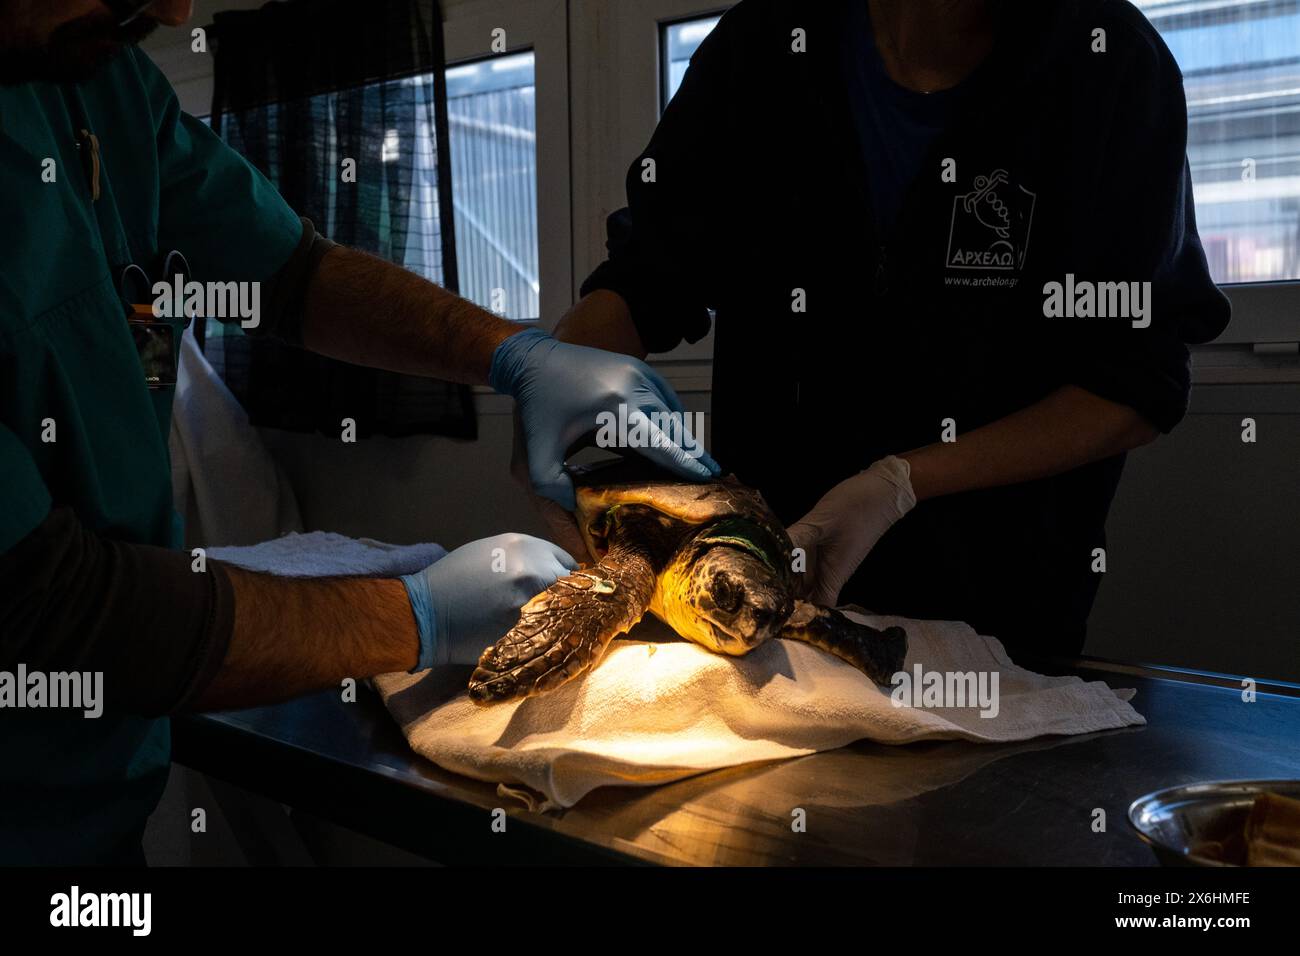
[206, 0, 475, 439]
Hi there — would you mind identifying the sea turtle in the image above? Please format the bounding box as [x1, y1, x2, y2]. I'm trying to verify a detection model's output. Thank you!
[468, 465, 908, 704]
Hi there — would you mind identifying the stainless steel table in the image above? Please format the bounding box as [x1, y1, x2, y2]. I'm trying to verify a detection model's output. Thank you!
[172, 657, 1300, 865]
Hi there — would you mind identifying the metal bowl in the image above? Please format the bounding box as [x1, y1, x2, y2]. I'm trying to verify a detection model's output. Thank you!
[1129, 779, 1300, 866]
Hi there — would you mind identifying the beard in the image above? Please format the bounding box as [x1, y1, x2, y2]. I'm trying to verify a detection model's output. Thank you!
[0, 8, 160, 85]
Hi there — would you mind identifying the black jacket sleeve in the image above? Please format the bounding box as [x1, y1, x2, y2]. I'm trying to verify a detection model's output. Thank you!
[579, 5, 756, 353]
[1058, 4, 1230, 432]
[0, 508, 236, 716]
[242, 215, 337, 345]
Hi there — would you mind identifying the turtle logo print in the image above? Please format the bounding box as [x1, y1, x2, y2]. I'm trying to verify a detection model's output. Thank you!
[945, 168, 1036, 272]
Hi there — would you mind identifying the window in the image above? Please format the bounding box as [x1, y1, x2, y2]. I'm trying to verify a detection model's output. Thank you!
[441, 3, 569, 326]
[291, 58, 541, 324]
[445, 51, 540, 320]
[1119, 2, 1300, 286]
[376, 73, 451, 288]
[661, 15, 722, 108]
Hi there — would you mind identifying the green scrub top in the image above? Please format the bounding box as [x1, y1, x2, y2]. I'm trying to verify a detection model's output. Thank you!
[0, 47, 302, 864]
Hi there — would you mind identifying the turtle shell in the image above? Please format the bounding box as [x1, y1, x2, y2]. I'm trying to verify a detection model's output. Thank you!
[574, 469, 787, 566]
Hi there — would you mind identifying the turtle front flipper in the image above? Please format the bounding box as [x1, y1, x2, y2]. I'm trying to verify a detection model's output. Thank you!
[779, 600, 907, 685]
[468, 543, 655, 705]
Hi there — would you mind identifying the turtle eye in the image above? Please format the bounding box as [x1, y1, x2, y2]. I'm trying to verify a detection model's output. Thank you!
[710, 571, 744, 614]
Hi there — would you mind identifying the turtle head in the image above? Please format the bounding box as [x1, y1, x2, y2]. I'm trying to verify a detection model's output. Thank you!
[659, 532, 793, 656]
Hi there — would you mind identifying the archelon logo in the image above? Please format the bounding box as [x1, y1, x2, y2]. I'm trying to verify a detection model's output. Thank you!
[945, 168, 1036, 272]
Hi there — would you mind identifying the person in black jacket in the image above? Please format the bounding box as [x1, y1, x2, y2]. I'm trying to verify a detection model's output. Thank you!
[537, 0, 1231, 659]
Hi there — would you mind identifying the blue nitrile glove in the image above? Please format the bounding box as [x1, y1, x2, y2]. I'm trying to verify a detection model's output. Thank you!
[490, 328, 721, 510]
[401, 533, 578, 671]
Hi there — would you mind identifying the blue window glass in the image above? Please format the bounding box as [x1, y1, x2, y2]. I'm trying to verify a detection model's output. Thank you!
[1135, 0, 1300, 283]
[662, 15, 722, 108]
[445, 52, 540, 319]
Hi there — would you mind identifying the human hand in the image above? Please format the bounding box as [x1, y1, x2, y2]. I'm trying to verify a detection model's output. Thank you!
[490, 328, 719, 509]
[400, 533, 578, 670]
[786, 456, 917, 607]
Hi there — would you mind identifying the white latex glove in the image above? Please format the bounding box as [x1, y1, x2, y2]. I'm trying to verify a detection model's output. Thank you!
[786, 456, 917, 607]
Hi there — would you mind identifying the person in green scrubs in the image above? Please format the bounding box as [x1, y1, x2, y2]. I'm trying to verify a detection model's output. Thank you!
[0, 0, 717, 864]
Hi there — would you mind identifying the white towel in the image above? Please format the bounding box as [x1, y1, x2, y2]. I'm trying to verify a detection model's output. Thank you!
[209, 531, 444, 578]
[169, 330, 302, 548]
[374, 610, 1145, 811]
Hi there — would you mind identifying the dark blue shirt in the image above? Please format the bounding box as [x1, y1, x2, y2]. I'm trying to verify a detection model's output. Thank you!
[840, 1, 988, 235]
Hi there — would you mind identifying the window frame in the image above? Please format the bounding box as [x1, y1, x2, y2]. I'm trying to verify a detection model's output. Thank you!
[1214, 286, 1300, 350]
[1130, 0, 1300, 351]
[570, 1, 730, 370]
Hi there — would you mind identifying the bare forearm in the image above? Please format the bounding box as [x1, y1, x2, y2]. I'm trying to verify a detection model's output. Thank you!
[553, 289, 645, 356]
[900, 386, 1159, 501]
[191, 566, 418, 711]
[301, 245, 520, 384]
